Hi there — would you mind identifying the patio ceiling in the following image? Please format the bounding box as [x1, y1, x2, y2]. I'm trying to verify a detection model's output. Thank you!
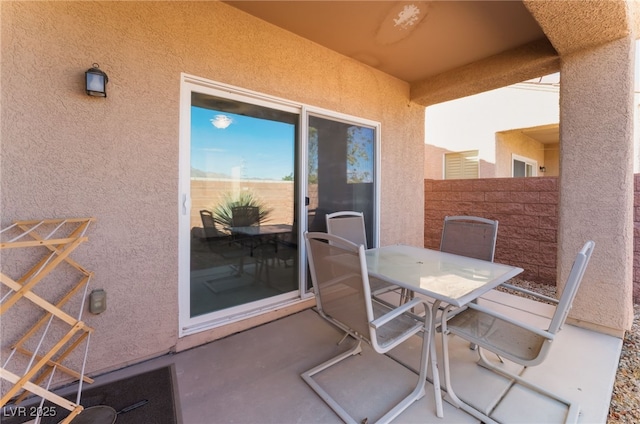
[224, 0, 634, 106]
[226, 1, 550, 90]
[224, 1, 548, 84]
[520, 124, 560, 145]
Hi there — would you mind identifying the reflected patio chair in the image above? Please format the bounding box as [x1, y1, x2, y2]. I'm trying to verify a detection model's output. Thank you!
[303, 232, 434, 424]
[231, 206, 262, 256]
[440, 241, 595, 424]
[325, 211, 399, 298]
[256, 222, 298, 285]
[231, 206, 260, 227]
[275, 220, 297, 268]
[198, 210, 247, 279]
[200, 210, 229, 241]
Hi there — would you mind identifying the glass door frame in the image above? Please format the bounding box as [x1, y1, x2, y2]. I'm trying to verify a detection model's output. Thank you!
[178, 74, 380, 337]
[512, 153, 538, 177]
[179, 75, 307, 336]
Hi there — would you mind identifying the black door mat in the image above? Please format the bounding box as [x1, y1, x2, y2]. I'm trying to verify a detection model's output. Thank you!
[1, 365, 178, 424]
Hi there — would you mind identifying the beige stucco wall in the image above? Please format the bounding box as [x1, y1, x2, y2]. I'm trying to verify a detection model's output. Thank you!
[558, 36, 635, 335]
[0, 1, 424, 377]
[495, 130, 546, 177]
[543, 143, 560, 176]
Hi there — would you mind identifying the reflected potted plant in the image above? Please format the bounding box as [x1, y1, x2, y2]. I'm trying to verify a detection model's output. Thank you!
[210, 191, 273, 228]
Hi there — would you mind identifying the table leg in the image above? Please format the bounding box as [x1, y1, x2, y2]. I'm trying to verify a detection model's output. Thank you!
[431, 300, 444, 418]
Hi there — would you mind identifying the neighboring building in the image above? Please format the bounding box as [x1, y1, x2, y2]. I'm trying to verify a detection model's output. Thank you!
[425, 75, 561, 179]
[426, 57, 640, 181]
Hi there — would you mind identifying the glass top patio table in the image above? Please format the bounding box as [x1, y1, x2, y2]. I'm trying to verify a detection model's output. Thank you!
[365, 245, 524, 307]
[363, 244, 523, 419]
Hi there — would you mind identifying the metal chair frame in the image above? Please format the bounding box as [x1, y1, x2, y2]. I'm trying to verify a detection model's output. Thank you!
[325, 211, 368, 247]
[303, 232, 435, 424]
[440, 241, 595, 424]
[325, 211, 398, 297]
[443, 215, 561, 313]
[440, 215, 499, 262]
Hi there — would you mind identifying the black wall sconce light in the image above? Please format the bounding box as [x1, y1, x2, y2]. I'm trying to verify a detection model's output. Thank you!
[539, 166, 546, 173]
[85, 63, 108, 97]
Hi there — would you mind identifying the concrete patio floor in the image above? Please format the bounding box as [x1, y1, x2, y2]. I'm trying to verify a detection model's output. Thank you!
[64, 290, 623, 424]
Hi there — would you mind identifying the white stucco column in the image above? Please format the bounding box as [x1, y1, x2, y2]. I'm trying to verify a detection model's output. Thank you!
[558, 36, 635, 337]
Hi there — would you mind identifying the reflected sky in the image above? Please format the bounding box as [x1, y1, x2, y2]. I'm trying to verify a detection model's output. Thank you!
[191, 106, 295, 180]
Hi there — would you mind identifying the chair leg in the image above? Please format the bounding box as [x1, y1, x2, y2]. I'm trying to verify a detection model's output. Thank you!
[375, 338, 428, 424]
[337, 331, 350, 345]
[398, 288, 415, 305]
[301, 341, 363, 424]
[257, 255, 271, 286]
[440, 307, 579, 424]
[440, 318, 500, 423]
[476, 348, 580, 423]
[428, 300, 444, 418]
[440, 305, 499, 423]
[303, 307, 436, 424]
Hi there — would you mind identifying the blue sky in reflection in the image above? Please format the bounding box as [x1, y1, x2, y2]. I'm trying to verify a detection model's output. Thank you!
[191, 106, 295, 181]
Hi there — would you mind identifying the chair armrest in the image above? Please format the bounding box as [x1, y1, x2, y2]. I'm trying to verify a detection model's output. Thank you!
[370, 297, 430, 329]
[499, 283, 559, 305]
[452, 301, 555, 341]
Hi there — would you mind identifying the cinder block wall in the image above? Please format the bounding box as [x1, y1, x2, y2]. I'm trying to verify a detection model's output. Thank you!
[424, 177, 559, 285]
[190, 179, 294, 229]
[426, 176, 640, 303]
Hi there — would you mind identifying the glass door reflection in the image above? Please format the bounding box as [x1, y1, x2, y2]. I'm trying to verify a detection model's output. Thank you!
[189, 93, 298, 318]
[306, 114, 377, 244]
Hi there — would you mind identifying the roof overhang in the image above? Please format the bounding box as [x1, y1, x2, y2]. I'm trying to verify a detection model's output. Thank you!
[224, 1, 636, 106]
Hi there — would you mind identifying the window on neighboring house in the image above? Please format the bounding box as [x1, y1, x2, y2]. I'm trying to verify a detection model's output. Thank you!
[512, 154, 537, 177]
[444, 150, 479, 179]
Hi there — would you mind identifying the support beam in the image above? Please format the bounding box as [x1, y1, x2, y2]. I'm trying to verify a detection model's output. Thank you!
[410, 39, 559, 107]
[558, 37, 635, 337]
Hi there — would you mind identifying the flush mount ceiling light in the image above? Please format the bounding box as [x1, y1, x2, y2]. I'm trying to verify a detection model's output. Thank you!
[85, 63, 108, 97]
[210, 114, 233, 129]
[376, 2, 429, 45]
[393, 3, 422, 29]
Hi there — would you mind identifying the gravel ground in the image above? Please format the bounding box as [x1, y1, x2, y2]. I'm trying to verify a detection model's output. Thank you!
[498, 279, 639, 423]
[608, 303, 640, 423]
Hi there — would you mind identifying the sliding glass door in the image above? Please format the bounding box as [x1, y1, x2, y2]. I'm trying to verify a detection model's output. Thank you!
[306, 113, 379, 247]
[179, 76, 379, 336]
[179, 77, 301, 334]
